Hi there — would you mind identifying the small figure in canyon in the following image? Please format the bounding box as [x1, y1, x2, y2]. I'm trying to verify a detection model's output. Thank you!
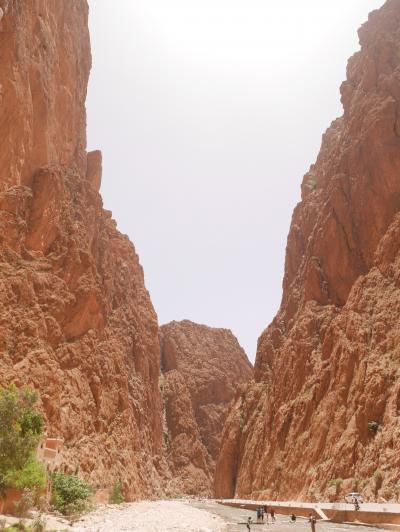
[247, 516, 252, 531]
[264, 505, 269, 523]
[290, 514, 297, 522]
[261, 506, 265, 523]
[353, 498, 360, 511]
[270, 507, 276, 522]
[257, 507, 262, 523]
[309, 514, 317, 532]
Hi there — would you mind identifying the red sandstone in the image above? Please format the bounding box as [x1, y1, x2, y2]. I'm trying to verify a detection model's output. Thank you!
[160, 320, 252, 496]
[0, 1, 165, 499]
[216, 0, 400, 503]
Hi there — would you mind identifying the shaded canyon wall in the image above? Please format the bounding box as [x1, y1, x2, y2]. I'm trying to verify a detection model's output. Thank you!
[160, 321, 253, 496]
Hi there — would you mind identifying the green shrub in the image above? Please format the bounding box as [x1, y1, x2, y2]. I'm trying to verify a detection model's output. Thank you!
[51, 472, 91, 515]
[109, 481, 124, 504]
[0, 385, 45, 517]
[0, 385, 44, 477]
[4, 457, 45, 491]
[328, 477, 342, 498]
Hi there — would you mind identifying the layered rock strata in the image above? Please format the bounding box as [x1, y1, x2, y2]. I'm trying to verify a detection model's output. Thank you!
[215, 0, 400, 502]
[0, 1, 165, 498]
[160, 320, 253, 496]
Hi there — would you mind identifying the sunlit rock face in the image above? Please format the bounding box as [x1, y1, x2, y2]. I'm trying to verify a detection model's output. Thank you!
[160, 320, 253, 496]
[215, 0, 400, 502]
[0, 0, 167, 499]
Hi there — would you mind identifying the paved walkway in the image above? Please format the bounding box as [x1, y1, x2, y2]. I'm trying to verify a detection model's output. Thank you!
[191, 501, 383, 532]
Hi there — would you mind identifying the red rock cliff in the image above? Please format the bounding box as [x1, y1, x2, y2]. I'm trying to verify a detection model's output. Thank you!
[0, 1, 166, 498]
[160, 320, 253, 496]
[215, 0, 400, 502]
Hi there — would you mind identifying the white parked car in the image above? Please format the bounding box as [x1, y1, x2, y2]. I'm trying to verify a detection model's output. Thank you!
[345, 492, 364, 504]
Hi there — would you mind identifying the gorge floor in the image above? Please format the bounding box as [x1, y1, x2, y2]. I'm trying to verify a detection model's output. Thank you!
[61, 500, 384, 531]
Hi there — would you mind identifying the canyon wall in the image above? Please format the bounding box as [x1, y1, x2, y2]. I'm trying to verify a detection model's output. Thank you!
[0, 0, 166, 499]
[160, 320, 252, 496]
[215, 0, 400, 502]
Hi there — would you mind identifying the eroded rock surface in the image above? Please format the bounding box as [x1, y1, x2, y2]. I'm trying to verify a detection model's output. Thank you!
[216, 0, 400, 502]
[160, 320, 253, 496]
[0, 1, 166, 498]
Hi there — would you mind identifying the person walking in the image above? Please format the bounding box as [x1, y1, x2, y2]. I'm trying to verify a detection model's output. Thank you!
[270, 507, 276, 522]
[309, 514, 317, 532]
[257, 507, 262, 524]
[261, 506, 265, 523]
[247, 516, 252, 531]
[264, 505, 269, 523]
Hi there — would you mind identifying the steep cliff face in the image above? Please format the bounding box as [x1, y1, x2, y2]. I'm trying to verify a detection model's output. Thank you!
[216, 0, 400, 502]
[0, 1, 165, 499]
[160, 321, 253, 496]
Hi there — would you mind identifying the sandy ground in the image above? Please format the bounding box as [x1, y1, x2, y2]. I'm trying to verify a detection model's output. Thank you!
[71, 500, 226, 531]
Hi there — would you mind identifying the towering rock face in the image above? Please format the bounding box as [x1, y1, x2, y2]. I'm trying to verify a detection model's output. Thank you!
[216, 0, 400, 502]
[0, 1, 165, 498]
[160, 320, 253, 496]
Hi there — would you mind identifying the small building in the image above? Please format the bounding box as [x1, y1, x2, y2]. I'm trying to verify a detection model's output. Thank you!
[37, 437, 64, 472]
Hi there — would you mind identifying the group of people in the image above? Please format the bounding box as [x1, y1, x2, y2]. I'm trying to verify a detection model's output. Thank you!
[245, 508, 317, 531]
[256, 505, 276, 524]
[245, 506, 276, 528]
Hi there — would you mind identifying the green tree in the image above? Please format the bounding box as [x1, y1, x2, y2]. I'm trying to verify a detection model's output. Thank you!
[4, 457, 46, 491]
[0, 385, 44, 488]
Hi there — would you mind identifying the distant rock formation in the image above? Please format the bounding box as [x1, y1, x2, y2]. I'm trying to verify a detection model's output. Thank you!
[0, 0, 166, 499]
[215, 0, 400, 502]
[160, 320, 253, 496]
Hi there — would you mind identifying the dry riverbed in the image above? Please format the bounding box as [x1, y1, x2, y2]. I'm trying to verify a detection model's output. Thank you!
[1, 500, 384, 531]
[72, 500, 226, 531]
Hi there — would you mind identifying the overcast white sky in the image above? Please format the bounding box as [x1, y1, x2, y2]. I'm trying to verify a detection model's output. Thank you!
[87, 0, 385, 362]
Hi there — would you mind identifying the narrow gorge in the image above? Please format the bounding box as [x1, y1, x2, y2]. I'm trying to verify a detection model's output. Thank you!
[160, 320, 252, 496]
[1, 0, 400, 508]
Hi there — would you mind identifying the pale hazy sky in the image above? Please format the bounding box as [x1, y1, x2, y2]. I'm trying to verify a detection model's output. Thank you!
[87, 1, 385, 361]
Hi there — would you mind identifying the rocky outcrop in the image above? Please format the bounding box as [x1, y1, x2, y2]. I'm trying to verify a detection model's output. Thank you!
[160, 321, 253, 496]
[215, 0, 400, 502]
[0, 1, 166, 499]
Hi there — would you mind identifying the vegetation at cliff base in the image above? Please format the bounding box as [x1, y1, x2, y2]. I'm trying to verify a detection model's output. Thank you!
[3, 458, 46, 491]
[109, 480, 124, 504]
[51, 472, 92, 515]
[0, 385, 45, 495]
